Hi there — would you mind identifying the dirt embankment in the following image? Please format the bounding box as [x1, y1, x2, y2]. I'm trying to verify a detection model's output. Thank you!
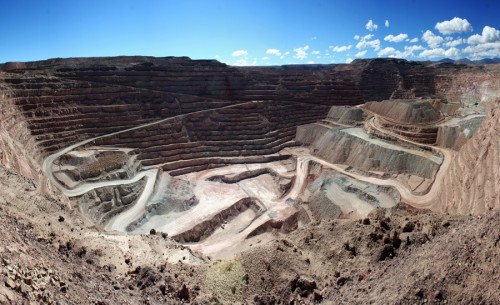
[433, 103, 500, 214]
[1, 164, 499, 305]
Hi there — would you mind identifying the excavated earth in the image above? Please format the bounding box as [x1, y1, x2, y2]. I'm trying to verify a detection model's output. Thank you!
[0, 57, 499, 304]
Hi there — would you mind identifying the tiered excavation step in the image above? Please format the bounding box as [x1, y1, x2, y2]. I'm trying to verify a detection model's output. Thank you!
[90, 100, 331, 176]
[3, 56, 493, 183]
[302, 126, 442, 179]
[362, 99, 444, 144]
[308, 170, 400, 219]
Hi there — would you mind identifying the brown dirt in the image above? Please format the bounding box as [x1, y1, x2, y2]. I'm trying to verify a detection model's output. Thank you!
[1, 164, 498, 304]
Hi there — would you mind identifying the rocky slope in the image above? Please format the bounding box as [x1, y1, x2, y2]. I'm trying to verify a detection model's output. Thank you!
[0, 164, 498, 304]
[434, 103, 500, 214]
[0, 57, 499, 304]
[1, 58, 498, 189]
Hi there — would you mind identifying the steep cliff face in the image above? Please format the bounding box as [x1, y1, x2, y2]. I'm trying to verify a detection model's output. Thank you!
[434, 103, 499, 214]
[0, 78, 43, 182]
[433, 64, 500, 105]
[0, 57, 498, 189]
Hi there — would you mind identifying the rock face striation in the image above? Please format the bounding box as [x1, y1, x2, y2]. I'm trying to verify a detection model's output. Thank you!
[0, 56, 498, 259]
[434, 104, 500, 214]
[0, 57, 497, 186]
[0, 56, 499, 305]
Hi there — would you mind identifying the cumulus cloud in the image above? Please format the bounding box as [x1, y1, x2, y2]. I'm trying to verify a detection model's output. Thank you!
[385, 20, 389, 28]
[330, 45, 352, 52]
[233, 58, 248, 66]
[419, 47, 460, 59]
[232, 50, 248, 57]
[435, 17, 473, 35]
[355, 50, 367, 57]
[354, 35, 360, 40]
[376, 45, 424, 58]
[422, 30, 443, 48]
[312, 50, 320, 55]
[356, 34, 380, 51]
[444, 38, 464, 47]
[293, 45, 309, 59]
[345, 58, 353, 63]
[284, 51, 290, 55]
[265, 48, 282, 56]
[405, 45, 424, 52]
[378, 47, 396, 57]
[384, 33, 409, 43]
[233, 57, 258, 66]
[467, 26, 500, 44]
[463, 42, 500, 60]
[307, 60, 315, 64]
[365, 20, 378, 31]
[409, 38, 419, 43]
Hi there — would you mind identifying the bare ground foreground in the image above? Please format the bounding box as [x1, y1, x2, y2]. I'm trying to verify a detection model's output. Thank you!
[0, 165, 499, 305]
[1, 58, 499, 304]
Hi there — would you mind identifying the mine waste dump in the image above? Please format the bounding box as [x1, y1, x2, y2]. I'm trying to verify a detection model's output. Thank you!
[0, 56, 499, 304]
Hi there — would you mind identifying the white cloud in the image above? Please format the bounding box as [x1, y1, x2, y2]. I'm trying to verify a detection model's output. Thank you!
[312, 50, 320, 55]
[463, 42, 500, 60]
[262, 56, 270, 60]
[422, 30, 443, 48]
[293, 45, 309, 59]
[384, 33, 409, 43]
[330, 45, 352, 52]
[345, 58, 353, 63]
[233, 58, 248, 65]
[233, 57, 258, 66]
[265, 48, 282, 56]
[284, 51, 290, 55]
[376, 45, 424, 58]
[354, 35, 360, 40]
[405, 45, 424, 52]
[214, 55, 220, 59]
[355, 50, 367, 57]
[366, 19, 378, 31]
[385, 20, 389, 28]
[444, 38, 464, 47]
[467, 26, 500, 44]
[307, 61, 315, 64]
[409, 38, 419, 43]
[435, 17, 473, 35]
[356, 35, 381, 51]
[419, 47, 460, 59]
[232, 50, 248, 57]
[378, 47, 396, 57]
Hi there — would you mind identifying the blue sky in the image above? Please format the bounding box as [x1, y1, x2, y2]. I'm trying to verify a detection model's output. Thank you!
[1, 0, 499, 65]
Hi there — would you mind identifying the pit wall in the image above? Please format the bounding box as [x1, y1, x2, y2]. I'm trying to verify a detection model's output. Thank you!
[301, 127, 440, 179]
[433, 104, 500, 214]
[0, 58, 498, 191]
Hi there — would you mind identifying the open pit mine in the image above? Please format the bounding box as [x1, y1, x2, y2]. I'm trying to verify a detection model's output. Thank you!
[0, 57, 499, 304]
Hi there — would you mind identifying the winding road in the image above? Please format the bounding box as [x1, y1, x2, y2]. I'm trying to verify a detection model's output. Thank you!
[42, 100, 469, 241]
[42, 101, 264, 232]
